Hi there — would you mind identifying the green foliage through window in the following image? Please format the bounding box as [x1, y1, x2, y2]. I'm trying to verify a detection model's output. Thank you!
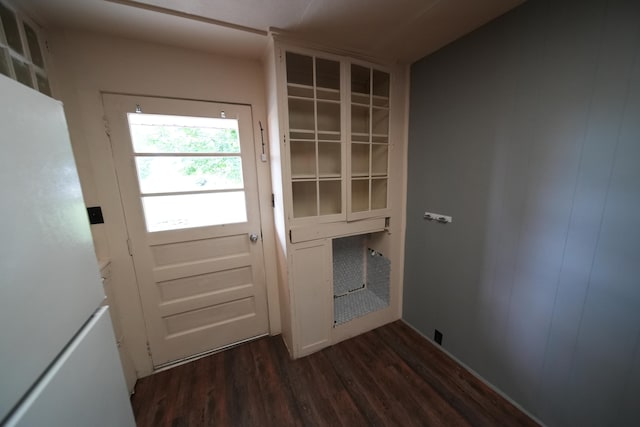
[131, 124, 243, 186]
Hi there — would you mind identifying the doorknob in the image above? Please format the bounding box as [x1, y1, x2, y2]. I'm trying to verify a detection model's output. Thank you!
[249, 233, 259, 243]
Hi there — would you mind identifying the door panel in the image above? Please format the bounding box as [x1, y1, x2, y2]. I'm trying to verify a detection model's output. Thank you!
[102, 94, 268, 367]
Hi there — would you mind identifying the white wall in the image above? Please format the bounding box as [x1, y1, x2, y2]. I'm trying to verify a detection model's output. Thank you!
[46, 28, 280, 379]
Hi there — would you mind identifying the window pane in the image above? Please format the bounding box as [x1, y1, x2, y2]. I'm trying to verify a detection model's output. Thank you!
[128, 113, 240, 153]
[11, 57, 31, 87]
[23, 22, 44, 68]
[135, 156, 243, 194]
[142, 192, 247, 232]
[0, 48, 10, 77]
[35, 72, 51, 96]
[286, 52, 313, 86]
[0, 4, 23, 55]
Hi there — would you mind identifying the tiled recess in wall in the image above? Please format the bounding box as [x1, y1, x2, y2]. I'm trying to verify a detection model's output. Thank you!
[333, 234, 390, 325]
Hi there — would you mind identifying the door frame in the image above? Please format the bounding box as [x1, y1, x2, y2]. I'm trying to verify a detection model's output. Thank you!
[101, 92, 281, 376]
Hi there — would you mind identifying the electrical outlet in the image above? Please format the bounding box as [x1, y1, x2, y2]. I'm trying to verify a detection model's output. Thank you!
[424, 211, 452, 223]
[434, 329, 443, 345]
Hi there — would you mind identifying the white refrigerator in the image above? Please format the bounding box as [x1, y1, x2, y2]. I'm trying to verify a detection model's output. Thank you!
[0, 76, 136, 426]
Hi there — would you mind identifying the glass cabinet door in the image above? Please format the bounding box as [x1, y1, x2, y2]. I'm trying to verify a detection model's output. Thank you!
[349, 64, 390, 216]
[285, 52, 343, 220]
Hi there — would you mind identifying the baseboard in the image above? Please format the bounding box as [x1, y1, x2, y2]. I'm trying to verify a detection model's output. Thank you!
[400, 320, 547, 427]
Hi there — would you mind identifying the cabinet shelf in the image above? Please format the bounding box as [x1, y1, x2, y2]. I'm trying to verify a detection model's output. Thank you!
[372, 95, 390, 108]
[316, 86, 339, 93]
[289, 129, 315, 135]
[351, 91, 370, 103]
[291, 174, 343, 180]
[288, 94, 314, 101]
[287, 84, 314, 98]
[316, 98, 341, 105]
[317, 87, 340, 101]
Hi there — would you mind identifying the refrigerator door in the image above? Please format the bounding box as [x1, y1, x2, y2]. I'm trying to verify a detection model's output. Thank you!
[0, 76, 106, 419]
[4, 307, 136, 427]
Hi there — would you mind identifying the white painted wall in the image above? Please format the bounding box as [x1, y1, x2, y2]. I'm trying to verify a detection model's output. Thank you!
[46, 28, 281, 379]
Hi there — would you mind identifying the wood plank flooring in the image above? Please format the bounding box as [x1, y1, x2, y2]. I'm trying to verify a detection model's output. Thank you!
[131, 321, 539, 426]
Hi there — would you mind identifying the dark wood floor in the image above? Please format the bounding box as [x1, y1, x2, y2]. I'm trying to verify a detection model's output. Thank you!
[131, 321, 538, 426]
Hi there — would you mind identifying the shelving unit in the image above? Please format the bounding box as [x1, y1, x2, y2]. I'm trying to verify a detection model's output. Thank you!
[0, 2, 51, 96]
[266, 40, 403, 359]
[349, 65, 390, 216]
[286, 52, 343, 220]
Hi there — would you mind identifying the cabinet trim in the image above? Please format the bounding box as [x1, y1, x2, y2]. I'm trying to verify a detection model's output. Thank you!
[290, 217, 386, 243]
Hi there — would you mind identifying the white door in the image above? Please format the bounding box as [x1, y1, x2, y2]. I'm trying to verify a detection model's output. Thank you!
[103, 94, 269, 367]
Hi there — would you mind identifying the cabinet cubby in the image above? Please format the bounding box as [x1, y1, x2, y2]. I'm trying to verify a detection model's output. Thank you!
[351, 64, 370, 94]
[351, 179, 369, 212]
[351, 143, 370, 177]
[292, 181, 317, 218]
[351, 104, 370, 134]
[372, 108, 389, 135]
[319, 180, 341, 215]
[288, 98, 315, 131]
[318, 142, 341, 177]
[290, 141, 316, 178]
[371, 144, 388, 176]
[316, 57, 340, 90]
[373, 69, 390, 97]
[333, 233, 390, 325]
[286, 52, 313, 86]
[316, 101, 340, 133]
[371, 179, 388, 210]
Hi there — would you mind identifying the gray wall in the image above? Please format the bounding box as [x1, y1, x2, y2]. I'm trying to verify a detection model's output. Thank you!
[403, 0, 640, 425]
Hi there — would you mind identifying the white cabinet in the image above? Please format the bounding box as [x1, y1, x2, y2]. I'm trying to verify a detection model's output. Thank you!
[289, 240, 332, 356]
[266, 39, 404, 358]
[281, 49, 392, 224]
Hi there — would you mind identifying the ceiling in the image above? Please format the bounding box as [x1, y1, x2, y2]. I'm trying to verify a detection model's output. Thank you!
[16, 0, 524, 63]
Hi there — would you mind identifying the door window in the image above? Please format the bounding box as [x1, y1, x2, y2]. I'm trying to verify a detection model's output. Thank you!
[127, 113, 248, 232]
